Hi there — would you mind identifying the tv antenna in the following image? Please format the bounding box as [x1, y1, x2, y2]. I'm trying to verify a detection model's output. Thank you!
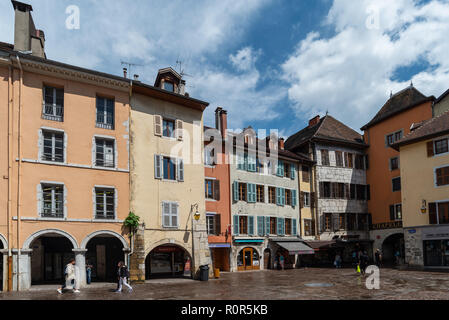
[121, 61, 143, 79]
[176, 57, 193, 79]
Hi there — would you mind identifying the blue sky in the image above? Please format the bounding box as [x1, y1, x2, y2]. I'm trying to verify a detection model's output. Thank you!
[1, 0, 448, 138]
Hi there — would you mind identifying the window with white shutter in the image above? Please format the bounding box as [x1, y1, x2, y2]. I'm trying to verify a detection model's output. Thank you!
[154, 115, 162, 136]
[176, 120, 183, 140]
[162, 201, 179, 228]
[154, 155, 162, 179]
[177, 159, 184, 181]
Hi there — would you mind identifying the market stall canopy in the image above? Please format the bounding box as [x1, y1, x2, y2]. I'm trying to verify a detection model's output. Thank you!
[276, 241, 315, 255]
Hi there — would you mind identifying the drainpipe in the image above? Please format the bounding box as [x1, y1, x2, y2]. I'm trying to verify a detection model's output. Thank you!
[7, 61, 13, 291]
[127, 79, 133, 269]
[14, 55, 23, 290]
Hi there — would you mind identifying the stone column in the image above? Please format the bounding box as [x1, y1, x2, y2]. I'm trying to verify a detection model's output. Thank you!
[192, 220, 212, 278]
[11, 249, 32, 291]
[129, 225, 146, 283]
[0, 249, 8, 291]
[72, 248, 87, 288]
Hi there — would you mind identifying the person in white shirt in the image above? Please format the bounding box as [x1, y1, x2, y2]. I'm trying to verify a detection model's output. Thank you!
[57, 258, 80, 294]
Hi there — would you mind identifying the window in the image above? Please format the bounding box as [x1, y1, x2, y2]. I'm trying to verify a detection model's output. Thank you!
[321, 149, 330, 166]
[304, 219, 312, 236]
[41, 184, 64, 218]
[436, 166, 449, 186]
[386, 130, 403, 146]
[320, 182, 331, 198]
[339, 214, 346, 230]
[324, 213, 332, 231]
[284, 163, 291, 178]
[302, 166, 310, 182]
[355, 154, 365, 169]
[390, 157, 399, 171]
[162, 119, 176, 138]
[335, 151, 343, 167]
[256, 158, 264, 173]
[96, 97, 114, 129]
[164, 81, 174, 92]
[95, 138, 115, 168]
[162, 202, 179, 228]
[303, 192, 310, 207]
[43, 86, 63, 121]
[163, 157, 177, 180]
[205, 179, 220, 200]
[390, 204, 402, 221]
[356, 185, 367, 200]
[392, 177, 401, 192]
[285, 189, 292, 206]
[268, 187, 276, 204]
[256, 185, 264, 203]
[207, 214, 221, 236]
[95, 188, 115, 220]
[204, 147, 215, 166]
[239, 183, 247, 202]
[270, 217, 277, 234]
[435, 139, 449, 155]
[429, 202, 449, 225]
[285, 218, 292, 235]
[345, 153, 353, 168]
[347, 214, 357, 231]
[42, 130, 64, 162]
[239, 216, 248, 235]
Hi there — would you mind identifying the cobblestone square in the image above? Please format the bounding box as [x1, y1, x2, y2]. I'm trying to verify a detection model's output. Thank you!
[1, 268, 448, 300]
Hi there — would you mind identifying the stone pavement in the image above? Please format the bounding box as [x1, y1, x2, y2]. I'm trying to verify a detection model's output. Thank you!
[1, 268, 449, 300]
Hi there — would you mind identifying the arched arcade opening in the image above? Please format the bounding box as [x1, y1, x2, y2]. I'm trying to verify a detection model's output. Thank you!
[145, 244, 192, 279]
[382, 233, 405, 266]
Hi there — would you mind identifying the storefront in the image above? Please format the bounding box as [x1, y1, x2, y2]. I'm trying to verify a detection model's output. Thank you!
[423, 226, 449, 267]
[145, 245, 192, 279]
[209, 244, 231, 272]
[269, 238, 314, 269]
[237, 247, 260, 271]
[232, 239, 264, 272]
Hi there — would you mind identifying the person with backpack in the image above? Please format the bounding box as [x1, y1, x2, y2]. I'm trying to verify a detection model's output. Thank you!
[57, 258, 80, 294]
[115, 261, 133, 293]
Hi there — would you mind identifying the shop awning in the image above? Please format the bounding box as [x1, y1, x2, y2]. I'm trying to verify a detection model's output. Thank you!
[276, 241, 315, 255]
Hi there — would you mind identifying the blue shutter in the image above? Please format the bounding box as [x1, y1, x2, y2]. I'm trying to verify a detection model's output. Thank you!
[276, 188, 280, 206]
[290, 164, 295, 180]
[248, 216, 254, 235]
[257, 216, 264, 236]
[277, 160, 284, 177]
[280, 188, 285, 206]
[237, 153, 245, 170]
[265, 216, 270, 235]
[277, 218, 282, 235]
[291, 190, 297, 208]
[248, 155, 256, 172]
[233, 215, 239, 235]
[233, 181, 239, 202]
[247, 183, 255, 203]
[292, 219, 297, 236]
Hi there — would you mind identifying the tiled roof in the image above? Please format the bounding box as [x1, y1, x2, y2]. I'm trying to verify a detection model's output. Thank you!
[361, 86, 434, 130]
[285, 115, 367, 150]
[391, 109, 449, 150]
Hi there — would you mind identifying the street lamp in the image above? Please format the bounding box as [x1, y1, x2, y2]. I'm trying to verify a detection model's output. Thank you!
[421, 200, 427, 214]
[192, 203, 200, 221]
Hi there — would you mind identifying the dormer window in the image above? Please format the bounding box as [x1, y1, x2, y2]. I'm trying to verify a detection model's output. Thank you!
[164, 81, 174, 92]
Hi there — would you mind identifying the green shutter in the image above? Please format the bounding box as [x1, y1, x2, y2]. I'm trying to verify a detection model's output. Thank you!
[233, 215, 239, 235]
[277, 160, 284, 176]
[257, 216, 264, 236]
[280, 218, 285, 235]
[248, 216, 254, 235]
[248, 155, 256, 172]
[247, 183, 255, 203]
[292, 219, 297, 235]
[290, 164, 295, 180]
[237, 153, 245, 170]
[291, 190, 297, 207]
[276, 188, 281, 206]
[233, 181, 239, 202]
[277, 218, 282, 235]
[265, 216, 270, 235]
[280, 188, 285, 206]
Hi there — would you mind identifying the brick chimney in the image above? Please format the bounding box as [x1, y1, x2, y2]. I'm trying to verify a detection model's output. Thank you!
[215, 107, 228, 137]
[309, 115, 320, 127]
[12, 0, 46, 58]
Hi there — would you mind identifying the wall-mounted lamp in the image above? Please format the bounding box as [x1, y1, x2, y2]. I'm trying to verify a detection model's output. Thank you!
[421, 200, 427, 214]
[191, 203, 200, 221]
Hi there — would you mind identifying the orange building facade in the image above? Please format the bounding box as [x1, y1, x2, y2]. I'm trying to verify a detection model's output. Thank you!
[204, 108, 232, 272]
[362, 86, 435, 264]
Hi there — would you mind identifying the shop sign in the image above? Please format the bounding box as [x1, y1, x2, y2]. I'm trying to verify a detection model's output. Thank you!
[408, 229, 416, 234]
[371, 221, 403, 230]
[423, 226, 449, 240]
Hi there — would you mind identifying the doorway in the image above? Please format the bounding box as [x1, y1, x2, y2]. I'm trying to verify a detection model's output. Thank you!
[382, 233, 405, 266]
[145, 245, 191, 279]
[264, 249, 271, 270]
[85, 237, 124, 282]
[237, 247, 260, 271]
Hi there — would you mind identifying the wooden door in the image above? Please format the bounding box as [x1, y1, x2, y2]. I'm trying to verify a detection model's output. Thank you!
[96, 245, 106, 280]
[243, 248, 253, 270]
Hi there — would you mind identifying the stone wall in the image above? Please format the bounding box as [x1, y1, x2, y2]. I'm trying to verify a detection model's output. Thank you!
[129, 225, 146, 283]
[404, 228, 424, 268]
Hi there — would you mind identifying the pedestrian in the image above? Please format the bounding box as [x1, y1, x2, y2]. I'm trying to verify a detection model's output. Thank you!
[86, 260, 93, 285]
[57, 258, 80, 294]
[359, 251, 368, 276]
[279, 254, 285, 270]
[352, 251, 358, 271]
[374, 249, 382, 267]
[334, 254, 342, 268]
[394, 250, 401, 265]
[115, 261, 133, 293]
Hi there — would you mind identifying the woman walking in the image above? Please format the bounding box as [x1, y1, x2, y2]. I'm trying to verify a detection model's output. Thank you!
[115, 261, 133, 293]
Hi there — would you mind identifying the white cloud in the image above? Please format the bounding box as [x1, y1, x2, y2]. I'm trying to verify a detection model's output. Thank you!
[282, 0, 449, 131]
[229, 47, 261, 71]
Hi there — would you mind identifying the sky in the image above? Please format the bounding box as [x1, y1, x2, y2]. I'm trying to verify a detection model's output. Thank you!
[1, 0, 449, 138]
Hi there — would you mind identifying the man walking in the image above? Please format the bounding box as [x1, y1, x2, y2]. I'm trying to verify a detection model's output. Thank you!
[57, 258, 80, 294]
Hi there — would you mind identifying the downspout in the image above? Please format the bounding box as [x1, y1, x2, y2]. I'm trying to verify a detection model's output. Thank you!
[127, 79, 133, 268]
[14, 55, 23, 290]
[7, 61, 13, 291]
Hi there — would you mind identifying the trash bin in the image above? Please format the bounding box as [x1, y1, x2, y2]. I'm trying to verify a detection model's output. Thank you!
[214, 268, 220, 279]
[199, 265, 209, 281]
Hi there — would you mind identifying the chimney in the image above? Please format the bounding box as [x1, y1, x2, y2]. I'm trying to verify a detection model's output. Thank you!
[279, 138, 285, 150]
[12, 1, 45, 58]
[179, 79, 186, 95]
[215, 107, 227, 137]
[133, 74, 139, 81]
[309, 115, 320, 127]
[215, 107, 223, 132]
[123, 68, 127, 79]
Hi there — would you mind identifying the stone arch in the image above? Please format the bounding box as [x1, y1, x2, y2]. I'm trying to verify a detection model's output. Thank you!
[80, 230, 129, 250]
[0, 233, 7, 249]
[23, 229, 78, 249]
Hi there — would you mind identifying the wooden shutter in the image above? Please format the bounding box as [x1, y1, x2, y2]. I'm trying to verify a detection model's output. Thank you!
[427, 141, 434, 157]
[300, 191, 304, 209]
[319, 214, 325, 233]
[248, 216, 254, 235]
[176, 119, 183, 140]
[177, 159, 184, 182]
[233, 181, 239, 202]
[154, 155, 162, 179]
[154, 115, 162, 136]
[429, 203, 437, 225]
[213, 180, 220, 201]
[310, 192, 316, 209]
[215, 214, 221, 236]
[265, 217, 270, 235]
[319, 182, 324, 198]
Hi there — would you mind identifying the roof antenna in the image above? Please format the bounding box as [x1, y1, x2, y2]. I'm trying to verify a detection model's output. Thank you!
[390, 91, 393, 98]
[410, 80, 413, 87]
[325, 109, 329, 116]
[120, 61, 143, 79]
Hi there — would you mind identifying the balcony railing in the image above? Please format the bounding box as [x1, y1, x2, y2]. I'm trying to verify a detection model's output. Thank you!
[42, 103, 63, 122]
